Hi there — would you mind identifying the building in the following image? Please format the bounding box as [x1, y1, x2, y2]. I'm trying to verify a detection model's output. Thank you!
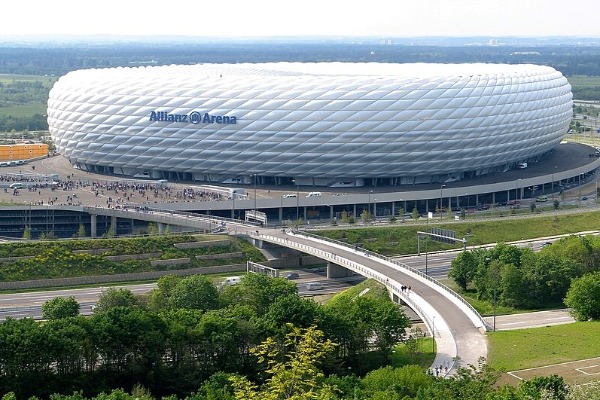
[47, 63, 572, 187]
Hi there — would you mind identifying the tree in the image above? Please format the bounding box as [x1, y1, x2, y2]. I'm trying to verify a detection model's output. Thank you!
[93, 287, 139, 313]
[170, 274, 219, 311]
[229, 324, 339, 400]
[564, 271, 600, 321]
[360, 365, 432, 399]
[259, 295, 322, 336]
[361, 209, 370, 223]
[42, 296, 80, 320]
[147, 274, 183, 311]
[518, 375, 569, 400]
[220, 274, 297, 316]
[449, 251, 478, 291]
[76, 224, 86, 237]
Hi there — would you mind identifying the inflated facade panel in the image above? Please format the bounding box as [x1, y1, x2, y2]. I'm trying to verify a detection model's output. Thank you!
[47, 63, 572, 183]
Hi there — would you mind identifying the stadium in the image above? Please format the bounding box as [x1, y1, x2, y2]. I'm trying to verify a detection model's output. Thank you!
[47, 63, 573, 187]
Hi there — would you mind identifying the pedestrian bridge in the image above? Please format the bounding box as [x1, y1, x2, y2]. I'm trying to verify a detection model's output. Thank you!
[82, 205, 489, 375]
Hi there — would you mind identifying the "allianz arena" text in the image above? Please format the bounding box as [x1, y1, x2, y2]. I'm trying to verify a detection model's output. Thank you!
[149, 111, 237, 124]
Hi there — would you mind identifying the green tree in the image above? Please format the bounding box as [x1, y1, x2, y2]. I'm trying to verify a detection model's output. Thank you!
[411, 207, 419, 220]
[147, 274, 182, 311]
[220, 274, 297, 316]
[259, 295, 322, 336]
[229, 325, 339, 400]
[76, 224, 86, 237]
[449, 250, 478, 291]
[170, 274, 219, 311]
[22, 226, 31, 240]
[93, 287, 140, 313]
[361, 209, 370, 223]
[518, 375, 569, 400]
[360, 365, 432, 399]
[42, 296, 80, 320]
[416, 359, 500, 400]
[564, 271, 600, 321]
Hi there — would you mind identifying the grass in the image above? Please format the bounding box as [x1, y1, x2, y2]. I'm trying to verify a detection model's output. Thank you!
[318, 209, 600, 256]
[0, 103, 47, 117]
[0, 74, 57, 88]
[390, 337, 436, 369]
[487, 321, 600, 371]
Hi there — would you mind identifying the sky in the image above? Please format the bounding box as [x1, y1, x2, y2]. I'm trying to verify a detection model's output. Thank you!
[2, 0, 599, 38]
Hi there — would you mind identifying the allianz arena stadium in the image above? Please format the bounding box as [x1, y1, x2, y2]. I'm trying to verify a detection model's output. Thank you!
[47, 63, 573, 187]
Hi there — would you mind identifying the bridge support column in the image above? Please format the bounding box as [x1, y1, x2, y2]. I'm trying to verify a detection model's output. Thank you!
[158, 222, 165, 234]
[111, 216, 117, 235]
[90, 214, 97, 238]
[327, 262, 352, 278]
[279, 207, 283, 224]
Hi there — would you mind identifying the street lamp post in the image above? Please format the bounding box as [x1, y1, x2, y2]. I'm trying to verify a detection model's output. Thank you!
[373, 198, 377, 222]
[368, 190, 373, 221]
[232, 192, 235, 220]
[551, 165, 557, 197]
[439, 184, 446, 220]
[253, 174, 257, 212]
[425, 235, 429, 275]
[292, 179, 299, 224]
[432, 315, 436, 352]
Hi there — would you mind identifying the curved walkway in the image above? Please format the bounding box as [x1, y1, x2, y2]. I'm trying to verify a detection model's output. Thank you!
[252, 227, 488, 375]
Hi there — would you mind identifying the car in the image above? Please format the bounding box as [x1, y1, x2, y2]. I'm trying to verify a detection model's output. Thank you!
[285, 272, 299, 280]
[581, 196, 588, 200]
[541, 241, 552, 248]
[306, 191, 322, 197]
[282, 193, 297, 198]
[9, 182, 23, 189]
[306, 282, 324, 291]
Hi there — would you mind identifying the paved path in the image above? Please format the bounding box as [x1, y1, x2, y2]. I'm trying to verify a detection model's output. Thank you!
[255, 228, 489, 375]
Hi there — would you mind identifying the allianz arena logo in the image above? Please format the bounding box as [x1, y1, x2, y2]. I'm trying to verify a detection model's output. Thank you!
[149, 111, 237, 125]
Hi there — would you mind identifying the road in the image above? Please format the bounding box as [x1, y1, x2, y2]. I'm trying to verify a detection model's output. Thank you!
[0, 271, 363, 321]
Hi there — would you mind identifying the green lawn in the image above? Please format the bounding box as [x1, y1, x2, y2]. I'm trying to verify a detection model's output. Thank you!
[0, 74, 57, 88]
[487, 321, 600, 371]
[318, 210, 600, 256]
[0, 103, 47, 117]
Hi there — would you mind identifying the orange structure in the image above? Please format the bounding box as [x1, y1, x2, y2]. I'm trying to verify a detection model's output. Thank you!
[0, 143, 48, 161]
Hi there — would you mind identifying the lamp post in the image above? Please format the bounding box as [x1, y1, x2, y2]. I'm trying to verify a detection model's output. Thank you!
[373, 198, 377, 222]
[432, 315, 436, 352]
[551, 165, 557, 197]
[368, 190, 373, 221]
[292, 179, 299, 224]
[232, 191, 236, 220]
[253, 174, 257, 212]
[439, 184, 446, 220]
[425, 235, 429, 276]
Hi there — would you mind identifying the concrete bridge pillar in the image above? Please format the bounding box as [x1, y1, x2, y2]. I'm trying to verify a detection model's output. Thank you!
[111, 216, 117, 235]
[327, 262, 352, 278]
[158, 222, 166, 234]
[90, 214, 97, 238]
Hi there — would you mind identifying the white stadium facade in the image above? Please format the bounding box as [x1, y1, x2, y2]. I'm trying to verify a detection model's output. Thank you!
[47, 63, 573, 187]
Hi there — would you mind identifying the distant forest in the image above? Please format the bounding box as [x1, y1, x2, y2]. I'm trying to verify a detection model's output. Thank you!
[1, 39, 600, 78]
[0, 39, 599, 134]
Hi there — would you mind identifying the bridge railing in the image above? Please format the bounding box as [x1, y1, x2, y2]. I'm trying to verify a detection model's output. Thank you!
[254, 230, 457, 373]
[297, 230, 489, 330]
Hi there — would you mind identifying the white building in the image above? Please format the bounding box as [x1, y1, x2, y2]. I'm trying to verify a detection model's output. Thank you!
[47, 63, 572, 187]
